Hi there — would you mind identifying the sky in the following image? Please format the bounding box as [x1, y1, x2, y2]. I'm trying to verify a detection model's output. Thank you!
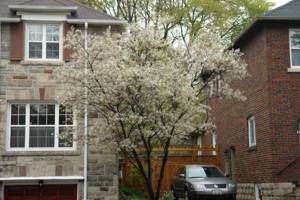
[274, 0, 292, 8]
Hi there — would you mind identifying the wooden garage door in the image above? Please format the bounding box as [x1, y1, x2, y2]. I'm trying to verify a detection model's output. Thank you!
[5, 185, 77, 200]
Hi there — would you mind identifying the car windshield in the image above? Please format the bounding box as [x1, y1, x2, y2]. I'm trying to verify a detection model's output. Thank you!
[187, 166, 224, 178]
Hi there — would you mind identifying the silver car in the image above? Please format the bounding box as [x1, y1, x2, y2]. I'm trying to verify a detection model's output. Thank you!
[171, 165, 236, 200]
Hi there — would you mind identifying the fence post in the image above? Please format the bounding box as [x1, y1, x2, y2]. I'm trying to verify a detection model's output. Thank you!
[216, 146, 221, 167]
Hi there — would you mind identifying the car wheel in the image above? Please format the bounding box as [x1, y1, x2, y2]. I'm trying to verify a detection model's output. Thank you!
[184, 189, 191, 200]
[171, 186, 178, 200]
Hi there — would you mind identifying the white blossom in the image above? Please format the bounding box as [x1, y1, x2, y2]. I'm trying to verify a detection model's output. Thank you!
[56, 24, 247, 199]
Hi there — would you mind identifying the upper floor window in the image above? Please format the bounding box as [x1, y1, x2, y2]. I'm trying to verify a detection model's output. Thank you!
[289, 30, 300, 68]
[8, 103, 74, 151]
[25, 23, 63, 61]
[247, 116, 256, 148]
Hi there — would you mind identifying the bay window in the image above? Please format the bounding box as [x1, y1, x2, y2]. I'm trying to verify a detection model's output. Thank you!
[8, 103, 74, 150]
[26, 23, 63, 61]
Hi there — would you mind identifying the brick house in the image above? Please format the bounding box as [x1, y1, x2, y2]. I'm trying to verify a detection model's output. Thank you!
[0, 0, 124, 200]
[210, 0, 300, 198]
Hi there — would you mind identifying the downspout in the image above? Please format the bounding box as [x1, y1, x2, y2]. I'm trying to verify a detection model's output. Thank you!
[0, 21, 2, 59]
[83, 21, 89, 200]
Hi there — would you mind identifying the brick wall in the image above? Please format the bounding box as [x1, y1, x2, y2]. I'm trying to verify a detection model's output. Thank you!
[211, 25, 274, 183]
[211, 20, 300, 184]
[265, 21, 300, 182]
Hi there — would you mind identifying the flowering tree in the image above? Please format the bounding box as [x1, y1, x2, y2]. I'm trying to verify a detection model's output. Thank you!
[57, 26, 247, 200]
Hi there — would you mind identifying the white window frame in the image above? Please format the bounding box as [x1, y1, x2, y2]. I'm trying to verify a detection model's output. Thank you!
[247, 116, 256, 148]
[6, 103, 76, 151]
[289, 29, 300, 68]
[25, 22, 63, 61]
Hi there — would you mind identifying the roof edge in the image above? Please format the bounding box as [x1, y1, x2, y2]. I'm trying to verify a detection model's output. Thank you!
[67, 19, 127, 25]
[0, 17, 21, 22]
[233, 16, 300, 48]
[0, 17, 126, 25]
[8, 5, 78, 12]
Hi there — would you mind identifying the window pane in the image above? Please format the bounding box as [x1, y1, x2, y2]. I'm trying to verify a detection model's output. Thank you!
[29, 24, 43, 41]
[59, 127, 73, 147]
[291, 31, 300, 48]
[59, 105, 66, 114]
[46, 43, 59, 59]
[250, 121, 254, 143]
[29, 127, 55, 147]
[19, 105, 26, 114]
[30, 105, 38, 114]
[10, 127, 25, 148]
[29, 42, 42, 59]
[59, 105, 73, 125]
[59, 115, 66, 125]
[39, 115, 46, 125]
[11, 115, 18, 125]
[248, 118, 256, 146]
[48, 105, 55, 114]
[19, 115, 26, 125]
[46, 25, 59, 41]
[11, 104, 18, 114]
[30, 104, 56, 125]
[11, 105, 26, 125]
[292, 49, 300, 67]
[39, 104, 47, 114]
[30, 115, 38, 125]
[47, 115, 55, 125]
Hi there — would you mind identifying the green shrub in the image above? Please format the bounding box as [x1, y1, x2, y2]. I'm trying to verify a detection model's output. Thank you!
[160, 192, 174, 200]
[119, 187, 146, 200]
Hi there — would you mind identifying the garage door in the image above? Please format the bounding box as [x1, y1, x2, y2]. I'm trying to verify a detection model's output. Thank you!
[4, 185, 77, 200]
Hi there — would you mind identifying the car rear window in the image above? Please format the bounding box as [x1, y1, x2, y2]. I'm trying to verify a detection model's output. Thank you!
[187, 166, 224, 178]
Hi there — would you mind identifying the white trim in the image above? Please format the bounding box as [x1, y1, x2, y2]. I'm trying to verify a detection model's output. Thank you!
[20, 13, 67, 21]
[67, 19, 126, 25]
[25, 22, 63, 62]
[6, 105, 11, 150]
[289, 29, 300, 68]
[0, 18, 21, 22]
[288, 68, 300, 72]
[83, 21, 88, 200]
[247, 116, 256, 147]
[25, 104, 30, 148]
[7, 103, 76, 151]
[0, 176, 84, 181]
[9, 5, 78, 12]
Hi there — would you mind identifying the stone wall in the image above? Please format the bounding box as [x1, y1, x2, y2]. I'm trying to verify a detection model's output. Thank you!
[237, 183, 300, 200]
[88, 147, 119, 200]
[0, 50, 119, 200]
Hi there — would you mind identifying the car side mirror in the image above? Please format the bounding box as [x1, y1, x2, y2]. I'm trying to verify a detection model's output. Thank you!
[179, 174, 185, 178]
[225, 173, 230, 178]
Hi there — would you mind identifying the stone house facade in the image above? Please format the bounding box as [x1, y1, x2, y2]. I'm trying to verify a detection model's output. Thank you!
[210, 0, 300, 199]
[0, 0, 124, 200]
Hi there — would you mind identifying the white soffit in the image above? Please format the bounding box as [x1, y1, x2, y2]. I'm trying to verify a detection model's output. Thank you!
[19, 12, 67, 21]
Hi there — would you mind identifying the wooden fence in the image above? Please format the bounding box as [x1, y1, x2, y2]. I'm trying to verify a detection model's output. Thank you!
[120, 145, 220, 194]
